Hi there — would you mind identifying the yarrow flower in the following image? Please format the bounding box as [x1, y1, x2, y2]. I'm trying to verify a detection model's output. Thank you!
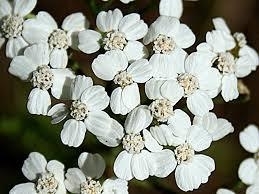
[0, 0, 37, 58]
[9, 152, 66, 194]
[8, 43, 75, 115]
[216, 188, 235, 194]
[65, 152, 128, 194]
[92, 50, 152, 115]
[78, 8, 148, 62]
[238, 125, 259, 186]
[113, 106, 177, 181]
[22, 11, 89, 68]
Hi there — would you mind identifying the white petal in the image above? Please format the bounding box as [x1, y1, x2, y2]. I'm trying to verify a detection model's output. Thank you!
[239, 45, 259, 71]
[246, 184, 259, 194]
[131, 150, 150, 180]
[78, 152, 105, 179]
[0, 0, 11, 17]
[80, 85, 109, 111]
[119, 13, 148, 40]
[114, 151, 134, 181]
[24, 43, 50, 65]
[216, 189, 235, 194]
[65, 168, 86, 193]
[78, 30, 101, 54]
[148, 149, 177, 178]
[127, 59, 152, 83]
[174, 24, 195, 48]
[96, 9, 123, 32]
[110, 87, 131, 115]
[47, 160, 65, 181]
[13, 0, 37, 17]
[51, 68, 75, 99]
[143, 129, 163, 152]
[62, 12, 89, 32]
[122, 83, 140, 110]
[145, 78, 165, 100]
[47, 103, 69, 124]
[160, 80, 184, 104]
[125, 105, 152, 134]
[187, 90, 214, 116]
[8, 56, 36, 80]
[22, 11, 57, 44]
[92, 50, 128, 80]
[6, 37, 28, 58]
[60, 119, 86, 147]
[123, 41, 149, 63]
[27, 88, 51, 115]
[239, 125, 259, 153]
[50, 48, 68, 68]
[9, 183, 36, 194]
[221, 74, 239, 102]
[102, 178, 128, 194]
[84, 111, 112, 137]
[22, 152, 47, 181]
[70, 75, 93, 100]
[212, 17, 231, 34]
[159, 0, 183, 18]
[150, 124, 175, 146]
[212, 118, 234, 141]
[97, 119, 124, 147]
[238, 158, 258, 185]
[235, 55, 252, 78]
[188, 125, 212, 152]
[198, 67, 221, 91]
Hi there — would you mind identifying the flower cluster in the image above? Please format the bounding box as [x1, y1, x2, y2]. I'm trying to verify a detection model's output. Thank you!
[3, 0, 258, 193]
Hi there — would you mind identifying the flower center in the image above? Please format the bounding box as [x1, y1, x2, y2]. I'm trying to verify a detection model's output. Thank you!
[217, 52, 235, 74]
[103, 30, 127, 51]
[149, 99, 174, 122]
[177, 73, 199, 96]
[122, 133, 145, 154]
[80, 179, 103, 194]
[233, 32, 247, 48]
[113, 71, 133, 88]
[153, 34, 176, 54]
[48, 29, 69, 49]
[175, 143, 194, 164]
[31, 65, 54, 90]
[0, 15, 24, 38]
[36, 172, 58, 194]
[70, 100, 88, 121]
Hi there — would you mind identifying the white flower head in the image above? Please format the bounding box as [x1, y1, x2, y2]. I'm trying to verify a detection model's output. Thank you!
[113, 106, 177, 181]
[238, 125, 259, 185]
[22, 11, 89, 68]
[197, 17, 259, 102]
[150, 112, 215, 191]
[193, 112, 234, 141]
[9, 152, 66, 194]
[65, 152, 128, 194]
[216, 188, 235, 194]
[47, 75, 120, 148]
[8, 43, 75, 115]
[92, 50, 152, 115]
[0, 0, 37, 58]
[78, 8, 148, 62]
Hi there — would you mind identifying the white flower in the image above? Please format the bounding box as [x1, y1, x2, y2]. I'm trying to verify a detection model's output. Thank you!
[8, 43, 75, 115]
[9, 152, 66, 194]
[65, 152, 129, 194]
[193, 112, 234, 141]
[22, 11, 89, 68]
[151, 112, 215, 191]
[113, 106, 177, 181]
[238, 125, 259, 185]
[159, 0, 199, 19]
[48, 75, 124, 147]
[246, 184, 259, 194]
[92, 50, 152, 115]
[0, 0, 37, 58]
[216, 188, 235, 194]
[197, 17, 259, 102]
[78, 8, 148, 62]
[143, 15, 195, 78]
[146, 52, 221, 116]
